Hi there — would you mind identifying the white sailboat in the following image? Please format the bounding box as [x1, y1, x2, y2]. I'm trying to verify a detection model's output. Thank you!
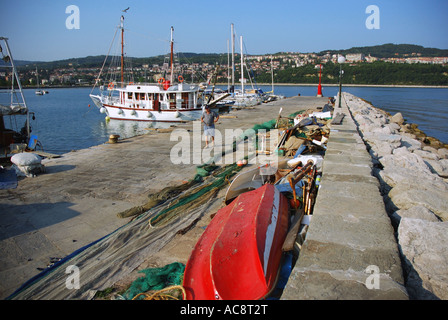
[227, 25, 262, 108]
[90, 16, 205, 122]
[34, 67, 48, 95]
[35, 67, 44, 95]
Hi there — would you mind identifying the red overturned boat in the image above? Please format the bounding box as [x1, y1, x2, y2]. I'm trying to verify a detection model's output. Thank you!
[183, 184, 290, 300]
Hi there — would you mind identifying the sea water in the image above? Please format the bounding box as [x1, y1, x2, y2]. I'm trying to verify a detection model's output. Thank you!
[257, 85, 448, 145]
[9, 86, 448, 155]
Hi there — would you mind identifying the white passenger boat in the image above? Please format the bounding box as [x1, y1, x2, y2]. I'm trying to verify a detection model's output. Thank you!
[90, 16, 205, 122]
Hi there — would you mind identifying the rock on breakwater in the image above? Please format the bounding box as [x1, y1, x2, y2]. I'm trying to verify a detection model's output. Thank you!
[345, 92, 448, 300]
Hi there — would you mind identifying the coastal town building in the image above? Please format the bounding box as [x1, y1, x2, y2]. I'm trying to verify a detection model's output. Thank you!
[1, 50, 447, 87]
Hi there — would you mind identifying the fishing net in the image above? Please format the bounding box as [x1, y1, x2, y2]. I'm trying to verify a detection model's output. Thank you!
[124, 262, 185, 300]
[8, 109, 307, 300]
[149, 163, 242, 227]
[7, 162, 243, 300]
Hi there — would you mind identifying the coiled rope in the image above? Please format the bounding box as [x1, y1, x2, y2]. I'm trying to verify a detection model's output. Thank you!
[131, 285, 186, 300]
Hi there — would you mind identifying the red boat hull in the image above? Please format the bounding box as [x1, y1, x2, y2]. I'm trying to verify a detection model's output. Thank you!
[183, 184, 289, 300]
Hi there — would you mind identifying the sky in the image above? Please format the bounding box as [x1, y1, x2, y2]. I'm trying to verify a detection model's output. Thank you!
[1, 0, 448, 62]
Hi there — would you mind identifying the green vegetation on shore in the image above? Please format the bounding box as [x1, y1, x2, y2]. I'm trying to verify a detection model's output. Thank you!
[253, 61, 448, 86]
[2, 44, 448, 87]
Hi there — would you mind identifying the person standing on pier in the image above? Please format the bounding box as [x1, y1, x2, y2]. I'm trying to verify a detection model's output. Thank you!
[201, 105, 219, 148]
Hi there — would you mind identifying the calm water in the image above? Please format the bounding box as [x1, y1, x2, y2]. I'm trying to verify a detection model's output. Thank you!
[254, 85, 448, 144]
[3, 85, 447, 155]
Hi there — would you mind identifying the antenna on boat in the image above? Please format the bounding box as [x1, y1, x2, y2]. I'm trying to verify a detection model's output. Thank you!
[170, 26, 174, 84]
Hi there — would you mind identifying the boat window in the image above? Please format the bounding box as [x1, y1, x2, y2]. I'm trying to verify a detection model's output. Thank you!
[128, 92, 132, 100]
[169, 93, 176, 109]
[182, 93, 189, 108]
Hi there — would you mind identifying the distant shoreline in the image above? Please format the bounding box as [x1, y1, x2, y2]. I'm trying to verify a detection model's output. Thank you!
[6, 83, 448, 90]
[247, 83, 448, 89]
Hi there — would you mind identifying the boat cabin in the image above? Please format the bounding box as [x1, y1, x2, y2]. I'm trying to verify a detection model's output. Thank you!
[117, 84, 201, 111]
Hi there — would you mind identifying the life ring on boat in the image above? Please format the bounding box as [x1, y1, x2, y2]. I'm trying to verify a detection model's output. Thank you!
[158, 77, 165, 85]
[178, 75, 184, 83]
[108, 82, 114, 90]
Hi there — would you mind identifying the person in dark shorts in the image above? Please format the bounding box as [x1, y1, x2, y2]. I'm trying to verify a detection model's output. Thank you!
[201, 105, 219, 148]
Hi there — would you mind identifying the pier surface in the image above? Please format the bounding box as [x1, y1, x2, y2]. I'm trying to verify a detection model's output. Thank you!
[0, 96, 323, 299]
[0, 95, 408, 300]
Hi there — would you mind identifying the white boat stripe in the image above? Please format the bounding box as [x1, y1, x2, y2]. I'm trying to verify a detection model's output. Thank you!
[263, 187, 280, 275]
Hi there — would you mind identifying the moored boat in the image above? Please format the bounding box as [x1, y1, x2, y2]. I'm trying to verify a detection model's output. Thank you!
[89, 17, 205, 122]
[224, 159, 289, 204]
[183, 183, 290, 300]
[0, 37, 36, 158]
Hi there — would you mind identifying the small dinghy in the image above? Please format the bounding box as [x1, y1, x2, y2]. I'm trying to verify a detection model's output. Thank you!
[224, 159, 290, 205]
[183, 184, 290, 300]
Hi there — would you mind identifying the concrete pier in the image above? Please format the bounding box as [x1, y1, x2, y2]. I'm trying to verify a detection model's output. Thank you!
[1, 94, 411, 300]
[0, 96, 325, 299]
[281, 94, 408, 299]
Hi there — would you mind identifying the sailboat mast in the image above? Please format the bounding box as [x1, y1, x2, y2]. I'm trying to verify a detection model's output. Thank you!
[231, 23, 235, 89]
[36, 67, 39, 89]
[240, 35, 244, 94]
[120, 15, 124, 87]
[271, 57, 274, 94]
[170, 26, 174, 84]
[227, 39, 230, 91]
[1, 37, 30, 139]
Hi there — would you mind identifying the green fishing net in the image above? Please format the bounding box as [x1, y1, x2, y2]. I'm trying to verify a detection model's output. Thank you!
[124, 262, 185, 300]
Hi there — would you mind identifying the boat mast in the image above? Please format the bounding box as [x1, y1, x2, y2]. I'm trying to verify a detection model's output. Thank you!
[36, 67, 39, 90]
[120, 15, 124, 87]
[227, 39, 230, 91]
[240, 35, 244, 94]
[170, 26, 174, 84]
[231, 23, 235, 89]
[1, 37, 30, 139]
[271, 57, 274, 95]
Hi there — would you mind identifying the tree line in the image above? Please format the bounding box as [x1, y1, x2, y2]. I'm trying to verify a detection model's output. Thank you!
[250, 62, 448, 86]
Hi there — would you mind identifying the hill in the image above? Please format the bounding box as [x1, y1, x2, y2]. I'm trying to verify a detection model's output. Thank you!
[320, 43, 448, 58]
[8, 43, 448, 70]
[14, 52, 229, 70]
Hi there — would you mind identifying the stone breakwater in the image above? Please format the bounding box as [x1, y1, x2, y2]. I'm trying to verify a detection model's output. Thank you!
[346, 92, 448, 300]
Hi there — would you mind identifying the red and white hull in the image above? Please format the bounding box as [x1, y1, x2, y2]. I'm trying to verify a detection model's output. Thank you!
[183, 184, 289, 300]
